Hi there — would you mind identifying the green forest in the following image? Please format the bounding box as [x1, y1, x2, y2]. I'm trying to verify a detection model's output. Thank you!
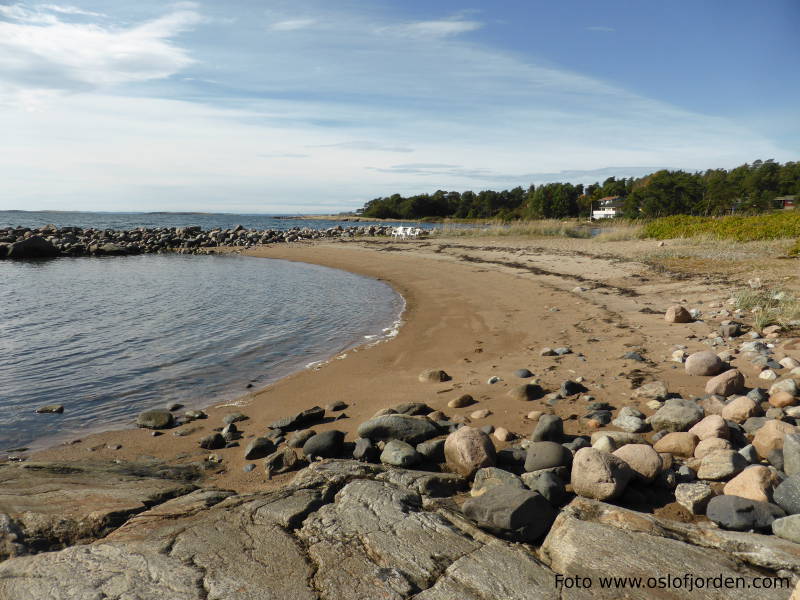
[358, 159, 800, 221]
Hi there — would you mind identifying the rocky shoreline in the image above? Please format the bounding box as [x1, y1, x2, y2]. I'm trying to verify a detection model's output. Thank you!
[0, 223, 399, 259]
[4, 238, 800, 598]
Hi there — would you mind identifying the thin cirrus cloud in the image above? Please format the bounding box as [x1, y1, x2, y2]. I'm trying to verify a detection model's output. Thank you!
[268, 18, 317, 31]
[380, 18, 483, 38]
[0, 1, 792, 212]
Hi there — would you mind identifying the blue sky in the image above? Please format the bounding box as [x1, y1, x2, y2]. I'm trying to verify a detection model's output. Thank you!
[0, 1, 797, 213]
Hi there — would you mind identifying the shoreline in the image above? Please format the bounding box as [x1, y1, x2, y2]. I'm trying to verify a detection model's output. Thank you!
[25, 235, 795, 496]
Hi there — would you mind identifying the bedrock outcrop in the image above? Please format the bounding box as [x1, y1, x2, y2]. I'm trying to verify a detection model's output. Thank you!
[0, 459, 797, 599]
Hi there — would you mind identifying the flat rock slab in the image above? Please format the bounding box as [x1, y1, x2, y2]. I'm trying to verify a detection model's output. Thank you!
[540, 497, 800, 599]
[0, 461, 198, 557]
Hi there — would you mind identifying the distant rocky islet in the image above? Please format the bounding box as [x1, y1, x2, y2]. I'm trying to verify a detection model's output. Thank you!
[0, 223, 400, 259]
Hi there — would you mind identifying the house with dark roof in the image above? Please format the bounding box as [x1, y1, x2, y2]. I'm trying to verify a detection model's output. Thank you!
[775, 195, 797, 209]
[591, 196, 625, 220]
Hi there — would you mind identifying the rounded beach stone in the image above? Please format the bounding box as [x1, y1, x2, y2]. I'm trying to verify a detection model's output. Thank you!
[649, 398, 704, 433]
[770, 390, 797, 408]
[199, 433, 225, 450]
[697, 449, 747, 481]
[530, 414, 563, 442]
[705, 369, 745, 397]
[721, 396, 760, 424]
[612, 444, 662, 482]
[513, 368, 534, 378]
[243, 437, 276, 460]
[302, 430, 345, 459]
[570, 447, 633, 501]
[287, 429, 316, 448]
[507, 383, 543, 401]
[418, 369, 450, 383]
[772, 515, 800, 543]
[444, 426, 496, 477]
[493, 427, 512, 442]
[353, 437, 379, 462]
[380, 440, 422, 467]
[685, 351, 724, 376]
[753, 419, 797, 460]
[471, 467, 524, 497]
[665, 305, 692, 323]
[694, 437, 732, 459]
[136, 410, 174, 430]
[356, 414, 439, 444]
[462, 484, 557, 543]
[524, 441, 572, 472]
[448, 394, 475, 408]
[653, 432, 699, 457]
[770, 379, 799, 396]
[688, 414, 728, 440]
[522, 470, 566, 505]
[774, 476, 800, 514]
[222, 412, 248, 425]
[723, 465, 776, 503]
[469, 409, 491, 419]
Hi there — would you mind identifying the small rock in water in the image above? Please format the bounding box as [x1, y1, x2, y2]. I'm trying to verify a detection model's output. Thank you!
[35, 404, 64, 414]
[136, 410, 174, 430]
[165, 402, 183, 412]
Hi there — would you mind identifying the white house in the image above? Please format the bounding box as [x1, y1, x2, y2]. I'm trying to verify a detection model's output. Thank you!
[591, 196, 625, 220]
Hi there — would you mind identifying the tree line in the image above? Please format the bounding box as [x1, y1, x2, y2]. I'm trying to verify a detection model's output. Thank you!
[358, 159, 800, 220]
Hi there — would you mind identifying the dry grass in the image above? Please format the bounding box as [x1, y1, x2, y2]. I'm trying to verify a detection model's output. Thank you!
[735, 286, 800, 330]
[436, 219, 592, 238]
[434, 219, 644, 241]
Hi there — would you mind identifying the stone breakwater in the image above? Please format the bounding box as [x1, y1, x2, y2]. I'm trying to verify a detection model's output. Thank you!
[0, 224, 398, 259]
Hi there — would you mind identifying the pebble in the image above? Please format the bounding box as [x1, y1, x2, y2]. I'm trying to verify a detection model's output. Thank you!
[469, 409, 491, 419]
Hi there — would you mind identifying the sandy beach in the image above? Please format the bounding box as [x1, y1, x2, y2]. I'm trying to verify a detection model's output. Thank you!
[30, 235, 781, 498]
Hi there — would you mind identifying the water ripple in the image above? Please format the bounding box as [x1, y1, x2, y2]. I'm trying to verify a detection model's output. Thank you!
[0, 254, 402, 450]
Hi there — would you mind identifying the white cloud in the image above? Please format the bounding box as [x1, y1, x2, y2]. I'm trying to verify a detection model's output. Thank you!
[0, 3, 203, 108]
[381, 19, 482, 38]
[39, 4, 106, 18]
[269, 18, 316, 31]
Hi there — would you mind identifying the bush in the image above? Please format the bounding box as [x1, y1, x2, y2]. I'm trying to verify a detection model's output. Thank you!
[642, 212, 800, 241]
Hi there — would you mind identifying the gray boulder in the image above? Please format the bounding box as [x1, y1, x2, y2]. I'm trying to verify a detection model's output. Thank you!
[524, 441, 572, 472]
[530, 414, 563, 442]
[773, 475, 800, 514]
[7, 236, 59, 259]
[706, 495, 785, 532]
[356, 414, 439, 444]
[649, 398, 704, 433]
[522, 470, 567, 505]
[199, 433, 225, 450]
[380, 440, 421, 467]
[243, 437, 275, 460]
[772, 514, 800, 544]
[303, 430, 345, 459]
[462, 484, 557, 543]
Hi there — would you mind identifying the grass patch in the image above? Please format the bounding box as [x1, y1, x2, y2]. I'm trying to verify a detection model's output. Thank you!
[642, 212, 800, 242]
[735, 286, 800, 331]
[436, 219, 593, 238]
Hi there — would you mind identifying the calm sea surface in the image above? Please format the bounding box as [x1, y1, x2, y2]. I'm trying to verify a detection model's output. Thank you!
[0, 210, 436, 231]
[0, 253, 403, 452]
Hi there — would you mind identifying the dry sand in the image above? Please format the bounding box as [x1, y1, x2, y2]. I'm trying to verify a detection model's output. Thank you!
[30, 235, 792, 496]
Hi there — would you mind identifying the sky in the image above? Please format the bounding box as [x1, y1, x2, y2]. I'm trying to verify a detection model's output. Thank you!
[0, 0, 798, 214]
